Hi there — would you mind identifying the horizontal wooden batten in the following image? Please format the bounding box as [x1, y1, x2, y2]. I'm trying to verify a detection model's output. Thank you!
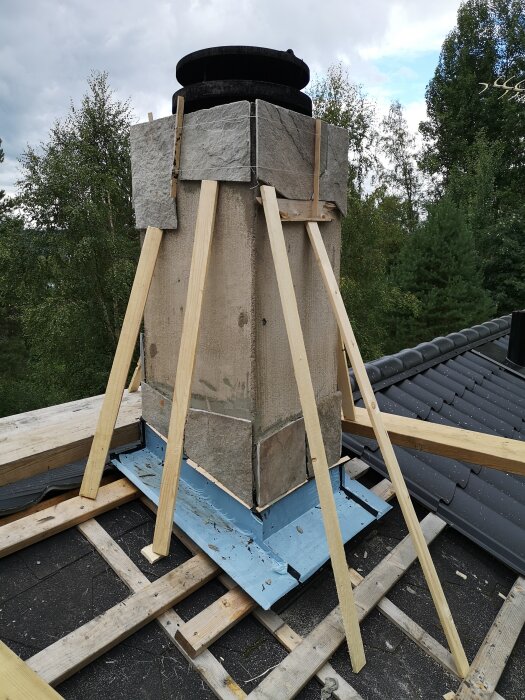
[255, 196, 335, 222]
[343, 407, 525, 477]
[0, 391, 141, 488]
[27, 554, 218, 686]
[0, 479, 137, 558]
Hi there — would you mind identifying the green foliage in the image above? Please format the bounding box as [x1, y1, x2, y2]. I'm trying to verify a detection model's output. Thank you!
[420, 0, 525, 191]
[389, 196, 495, 350]
[13, 72, 138, 407]
[340, 188, 420, 360]
[380, 101, 420, 232]
[309, 63, 378, 193]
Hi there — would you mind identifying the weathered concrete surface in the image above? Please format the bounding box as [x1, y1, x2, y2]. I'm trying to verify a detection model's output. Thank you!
[143, 181, 256, 421]
[256, 100, 349, 215]
[139, 102, 345, 507]
[306, 392, 342, 477]
[255, 417, 306, 505]
[180, 101, 251, 182]
[142, 383, 253, 505]
[253, 209, 341, 440]
[130, 114, 178, 230]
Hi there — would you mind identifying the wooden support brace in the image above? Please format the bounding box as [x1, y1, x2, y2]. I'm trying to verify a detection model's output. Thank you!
[80, 226, 163, 499]
[261, 185, 366, 673]
[255, 197, 335, 222]
[145, 180, 219, 560]
[27, 553, 218, 686]
[305, 220, 469, 680]
[0, 641, 63, 699]
[454, 576, 525, 700]
[0, 479, 137, 558]
[171, 95, 185, 198]
[337, 333, 355, 420]
[247, 513, 447, 699]
[312, 118, 321, 217]
[175, 587, 255, 658]
[343, 407, 525, 477]
[127, 359, 141, 392]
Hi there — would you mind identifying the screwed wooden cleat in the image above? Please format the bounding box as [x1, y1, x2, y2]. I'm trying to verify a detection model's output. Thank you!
[141, 543, 164, 564]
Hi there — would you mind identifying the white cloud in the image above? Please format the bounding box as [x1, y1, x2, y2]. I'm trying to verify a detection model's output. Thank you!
[0, 0, 462, 191]
[358, 1, 460, 60]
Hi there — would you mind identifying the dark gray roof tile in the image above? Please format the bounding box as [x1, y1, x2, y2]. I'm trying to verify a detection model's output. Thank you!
[342, 314, 525, 575]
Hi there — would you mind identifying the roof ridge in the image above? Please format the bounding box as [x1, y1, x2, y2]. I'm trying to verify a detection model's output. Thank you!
[350, 315, 512, 393]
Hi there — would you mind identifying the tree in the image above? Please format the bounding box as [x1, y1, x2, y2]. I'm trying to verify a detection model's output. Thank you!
[0, 139, 45, 415]
[311, 64, 419, 359]
[309, 63, 378, 193]
[17, 72, 138, 404]
[389, 196, 495, 350]
[420, 0, 525, 192]
[341, 187, 420, 360]
[380, 101, 420, 231]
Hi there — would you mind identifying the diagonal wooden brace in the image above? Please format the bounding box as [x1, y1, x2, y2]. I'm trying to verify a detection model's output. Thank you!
[143, 180, 219, 562]
[305, 220, 469, 679]
[261, 185, 366, 673]
[80, 226, 163, 500]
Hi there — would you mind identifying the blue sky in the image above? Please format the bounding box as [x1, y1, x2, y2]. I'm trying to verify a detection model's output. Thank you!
[0, 0, 461, 196]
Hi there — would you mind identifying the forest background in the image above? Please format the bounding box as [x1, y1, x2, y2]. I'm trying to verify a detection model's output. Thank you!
[0, 0, 523, 416]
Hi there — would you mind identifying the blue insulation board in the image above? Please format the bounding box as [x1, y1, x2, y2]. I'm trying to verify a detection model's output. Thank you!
[113, 424, 391, 609]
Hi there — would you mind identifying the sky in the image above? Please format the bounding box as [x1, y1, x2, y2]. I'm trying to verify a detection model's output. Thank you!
[0, 0, 463, 196]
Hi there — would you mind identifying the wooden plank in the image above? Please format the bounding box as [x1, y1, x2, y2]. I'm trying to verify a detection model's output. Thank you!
[455, 577, 525, 700]
[77, 519, 245, 700]
[348, 567, 458, 678]
[0, 392, 141, 488]
[343, 407, 525, 477]
[337, 335, 355, 420]
[312, 118, 321, 217]
[176, 587, 255, 658]
[247, 513, 447, 700]
[171, 95, 185, 198]
[142, 496, 363, 700]
[0, 475, 116, 526]
[261, 185, 366, 673]
[0, 478, 137, 558]
[0, 641, 63, 699]
[148, 180, 218, 558]
[127, 360, 141, 392]
[80, 226, 163, 499]
[344, 458, 370, 481]
[27, 553, 218, 686]
[306, 220, 469, 679]
[253, 609, 364, 700]
[255, 196, 335, 222]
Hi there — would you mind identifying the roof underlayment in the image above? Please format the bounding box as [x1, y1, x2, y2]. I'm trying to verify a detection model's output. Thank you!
[343, 314, 525, 575]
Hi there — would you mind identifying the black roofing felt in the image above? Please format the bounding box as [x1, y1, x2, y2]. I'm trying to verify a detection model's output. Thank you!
[343, 314, 525, 576]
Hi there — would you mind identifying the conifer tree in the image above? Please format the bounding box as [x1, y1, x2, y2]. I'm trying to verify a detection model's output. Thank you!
[390, 196, 495, 350]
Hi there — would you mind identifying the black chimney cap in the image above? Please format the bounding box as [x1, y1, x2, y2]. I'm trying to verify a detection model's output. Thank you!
[173, 46, 312, 116]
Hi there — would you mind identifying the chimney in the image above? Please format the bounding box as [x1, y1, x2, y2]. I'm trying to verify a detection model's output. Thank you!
[507, 310, 525, 367]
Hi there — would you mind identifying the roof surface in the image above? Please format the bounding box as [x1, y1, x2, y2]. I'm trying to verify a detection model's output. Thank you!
[343, 315, 525, 576]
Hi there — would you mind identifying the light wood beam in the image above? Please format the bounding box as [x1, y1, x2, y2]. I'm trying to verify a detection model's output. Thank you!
[0, 479, 137, 558]
[455, 577, 525, 700]
[261, 185, 366, 673]
[305, 220, 469, 679]
[27, 554, 218, 686]
[145, 180, 218, 560]
[343, 407, 525, 477]
[80, 226, 163, 499]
